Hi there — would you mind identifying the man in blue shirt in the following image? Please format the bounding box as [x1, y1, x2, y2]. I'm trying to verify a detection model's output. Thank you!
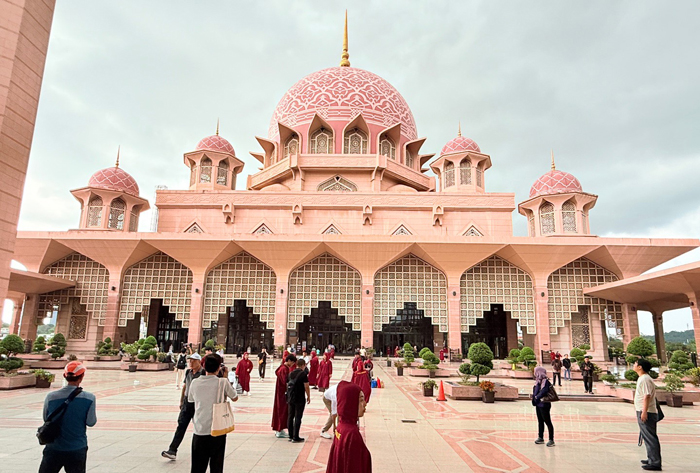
[39, 361, 96, 473]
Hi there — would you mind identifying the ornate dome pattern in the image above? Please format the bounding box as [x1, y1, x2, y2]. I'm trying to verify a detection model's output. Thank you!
[196, 135, 235, 155]
[440, 135, 480, 155]
[268, 67, 417, 142]
[529, 170, 582, 198]
[88, 167, 140, 196]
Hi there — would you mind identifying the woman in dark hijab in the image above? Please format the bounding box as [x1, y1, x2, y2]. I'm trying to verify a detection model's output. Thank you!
[532, 366, 555, 447]
[326, 381, 371, 473]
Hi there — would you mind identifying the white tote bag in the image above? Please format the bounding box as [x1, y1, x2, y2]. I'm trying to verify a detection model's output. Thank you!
[211, 378, 235, 437]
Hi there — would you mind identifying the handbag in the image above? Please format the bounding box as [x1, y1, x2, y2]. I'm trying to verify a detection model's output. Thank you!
[211, 378, 235, 437]
[37, 387, 83, 445]
[540, 383, 560, 403]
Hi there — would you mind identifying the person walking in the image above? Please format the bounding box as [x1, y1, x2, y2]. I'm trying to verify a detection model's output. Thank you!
[235, 352, 253, 396]
[580, 355, 594, 394]
[287, 358, 311, 443]
[162, 353, 205, 461]
[188, 354, 238, 473]
[634, 359, 662, 471]
[532, 366, 555, 447]
[351, 359, 371, 404]
[258, 347, 268, 380]
[562, 354, 572, 381]
[272, 355, 296, 438]
[551, 355, 563, 387]
[320, 383, 338, 439]
[308, 351, 319, 389]
[326, 381, 371, 473]
[39, 362, 96, 473]
[317, 351, 333, 392]
[175, 347, 187, 388]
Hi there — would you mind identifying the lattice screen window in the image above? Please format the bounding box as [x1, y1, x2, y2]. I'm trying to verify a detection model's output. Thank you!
[459, 158, 472, 185]
[460, 255, 536, 334]
[539, 202, 555, 235]
[108, 198, 126, 230]
[288, 253, 362, 330]
[547, 258, 623, 336]
[284, 134, 299, 160]
[203, 252, 276, 329]
[463, 226, 483, 237]
[217, 161, 228, 186]
[87, 196, 102, 227]
[571, 306, 591, 347]
[374, 254, 448, 332]
[317, 175, 358, 192]
[39, 253, 109, 326]
[444, 161, 455, 188]
[343, 128, 368, 154]
[476, 165, 483, 187]
[200, 157, 212, 183]
[392, 225, 412, 236]
[406, 151, 414, 168]
[68, 298, 88, 340]
[253, 224, 273, 234]
[119, 252, 193, 327]
[528, 211, 536, 237]
[310, 128, 333, 154]
[379, 136, 395, 160]
[562, 200, 577, 232]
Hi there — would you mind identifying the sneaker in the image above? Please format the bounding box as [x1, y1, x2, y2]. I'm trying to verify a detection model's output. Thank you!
[534, 438, 544, 445]
[641, 460, 649, 465]
[246, 392, 250, 396]
[546, 440, 555, 447]
[292, 437, 305, 443]
[641, 465, 662, 471]
[161, 450, 176, 460]
[320, 431, 332, 439]
[275, 431, 289, 438]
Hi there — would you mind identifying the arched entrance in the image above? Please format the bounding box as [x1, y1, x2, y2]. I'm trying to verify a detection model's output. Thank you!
[223, 300, 274, 354]
[298, 301, 360, 355]
[373, 302, 434, 355]
[461, 304, 515, 359]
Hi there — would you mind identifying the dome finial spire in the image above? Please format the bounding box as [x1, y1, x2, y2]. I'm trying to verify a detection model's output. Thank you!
[115, 145, 120, 168]
[458, 121, 462, 137]
[340, 10, 350, 67]
[551, 149, 555, 170]
[216, 118, 219, 136]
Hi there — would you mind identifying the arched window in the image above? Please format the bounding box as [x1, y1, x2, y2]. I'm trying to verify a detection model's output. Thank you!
[344, 127, 368, 154]
[87, 196, 102, 227]
[216, 160, 228, 186]
[539, 202, 555, 235]
[459, 158, 471, 185]
[310, 128, 333, 154]
[528, 210, 536, 237]
[379, 135, 396, 160]
[405, 150, 414, 169]
[562, 200, 577, 232]
[200, 157, 212, 183]
[284, 134, 299, 160]
[476, 163, 483, 187]
[108, 198, 126, 230]
[444, 161, 455, 188]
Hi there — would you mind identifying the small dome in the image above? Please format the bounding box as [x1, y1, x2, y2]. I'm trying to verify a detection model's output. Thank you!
[440, 135, 480, 155]
[88, 166, 140, 196]
[196, 134, 235, 155]
[529, 169, 582, 198]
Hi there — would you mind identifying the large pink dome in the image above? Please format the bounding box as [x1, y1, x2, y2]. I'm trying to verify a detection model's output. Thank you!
[440, 135, 480, 155]
[529, 170, 582, 198]
[196, 135, 236, 155]
[268, 67, 417, 142]
[88, 167, 140, 196]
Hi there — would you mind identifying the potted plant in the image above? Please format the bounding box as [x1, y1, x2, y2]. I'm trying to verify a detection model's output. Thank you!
[394, 360, 405, 376]
[664, 373, 685, 408]
[122, 342, 139, 372]
[386, 356, 391, 367]
[421, 351, 440, 378]
[480, 380, 496, 403]
[601, 373, 619, 386]
[403, 343, 414, 367]
[687, 367, 700, 387]
[467, 342, 494, 382]
[420, 379, 437, 397]
[0, 335, 35, 389]
[32, 369, 55, 388]
[668, 350, 694, 374]
[506, 348, 520, 370]
[33, 336, 47, 353]
[95, 337, 118, 360]
[47, 333, 67, 360]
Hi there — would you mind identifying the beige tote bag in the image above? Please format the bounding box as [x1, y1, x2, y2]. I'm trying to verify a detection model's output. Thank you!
[211, 378, 235, 436]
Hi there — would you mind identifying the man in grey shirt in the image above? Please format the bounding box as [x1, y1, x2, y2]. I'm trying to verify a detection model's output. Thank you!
[188, 354, 238, 473]
[162, 353, 204, 460]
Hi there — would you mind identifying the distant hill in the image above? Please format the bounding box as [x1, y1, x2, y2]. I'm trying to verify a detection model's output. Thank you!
[642, 330, 695, 343]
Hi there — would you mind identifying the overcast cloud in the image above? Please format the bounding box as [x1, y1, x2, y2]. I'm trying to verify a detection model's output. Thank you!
[14, 1, 700, 334]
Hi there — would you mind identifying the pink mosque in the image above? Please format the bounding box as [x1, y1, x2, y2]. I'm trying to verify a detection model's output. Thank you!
[6, 20, 700, 361]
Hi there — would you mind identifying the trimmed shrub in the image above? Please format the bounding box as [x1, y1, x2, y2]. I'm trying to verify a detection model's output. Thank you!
[664, 373, 685, 393]
[205, 339, 216, 349]
[97, 337, 117, 356]
[624, 369, 639, 382]
[137, 336, 158, 361]
[419, 347, 433, 360]
[47, 333, 67, 360]
[686, 367, 700, 387]
[33, 336, 46, 353]
[467, 342, 494, 382]
[1, 334, 25, 356]
[626, 337, 655, 358]
[421, 351, 440, 370]
[403, 343, 415, 364]
[458, 362, 472, 383]
[570, 347, 586, 363]
[668, 350, 694, 373]
[518, 347, 537, 370]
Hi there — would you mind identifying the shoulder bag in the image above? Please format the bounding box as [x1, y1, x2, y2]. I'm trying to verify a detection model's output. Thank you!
[211, 378, 235, 437]
[540, 383, 560, 403]
[37, 387, 83, 445]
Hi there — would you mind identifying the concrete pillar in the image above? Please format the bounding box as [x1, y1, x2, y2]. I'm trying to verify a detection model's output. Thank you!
[187, 274, 205, 347]
[102, 275, 122, 343]
[273, 279, 288, 349]
[533, 285, 551, 362]
[9, 297, 23, 334]
[651, 311, 666, 364]
[447, 279, 462, 353]
[361, 282, 373, 349]
[621, 303, 640, 347]
[689, 294, 700, 362]
[18, 293, 39, 340]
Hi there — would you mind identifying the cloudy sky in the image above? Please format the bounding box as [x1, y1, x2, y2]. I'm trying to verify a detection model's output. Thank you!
[12, 1, 700, 334]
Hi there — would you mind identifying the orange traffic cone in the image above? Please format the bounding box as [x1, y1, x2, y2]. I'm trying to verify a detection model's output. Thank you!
[437, 380, 447, 401]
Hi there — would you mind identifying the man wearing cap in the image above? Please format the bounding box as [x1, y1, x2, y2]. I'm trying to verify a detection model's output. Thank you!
[580, 355, 595, 394]
[162, 352, 205, 460]
[39, 361, 96, 473]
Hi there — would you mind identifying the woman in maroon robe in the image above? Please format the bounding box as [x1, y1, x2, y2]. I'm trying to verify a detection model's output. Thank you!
[235, 352, 254, 395]
[351, 361, 371, 403]
[317, 352, 332, 392]
[308, 351, 319, 387]
[326, 381, 371, 473]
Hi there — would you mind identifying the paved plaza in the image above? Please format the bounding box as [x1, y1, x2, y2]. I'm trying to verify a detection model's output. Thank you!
[1, 358, 699, 472]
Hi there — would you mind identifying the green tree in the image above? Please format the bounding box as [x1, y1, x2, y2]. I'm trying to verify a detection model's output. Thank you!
[33, 336, 46, 353]
[570, 347, 587, 364]
[668, 350, 694, 373]
[419, 347, 433, 359]
[518, 347, 537, 370]
[47, 333, 67, 360]
[421, 351, 440, 370]
[458, 363, 472, 383]
[467, 342, 494, 382]
[403, 342, 414, 364]
[0, 334, 25, 372]
[137, 336, 158, 361]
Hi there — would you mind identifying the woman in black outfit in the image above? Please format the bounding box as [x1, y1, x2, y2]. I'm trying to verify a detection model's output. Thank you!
[532, 366, 555, 447]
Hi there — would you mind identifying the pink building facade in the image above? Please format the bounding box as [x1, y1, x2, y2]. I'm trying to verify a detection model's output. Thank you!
[9, 30, 700, 361]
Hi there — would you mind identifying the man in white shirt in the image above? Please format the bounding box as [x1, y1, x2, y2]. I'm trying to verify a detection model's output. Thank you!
[320, 383, 338, 439]
[188, 354, 238, 473]
[633, 359, 661, 471]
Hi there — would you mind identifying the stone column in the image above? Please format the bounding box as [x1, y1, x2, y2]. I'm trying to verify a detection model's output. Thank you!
[688, 294, 700, 361]
[101, 275, 122, 343]
[447, 277, 462, 353]
[361, 282, 373, 349]
[651, 311, 666, 364]
[18, 293, 39, 340]
[273, 278, 288, 349]
[533, 285, 551, 362]
[9, 297, 24, 334]
[621, 303, 640, 347]
[187, 274, 205, 347]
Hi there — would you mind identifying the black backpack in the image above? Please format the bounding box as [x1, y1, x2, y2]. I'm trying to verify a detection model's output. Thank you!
[285, 370, 301, 404]
[37, 387, 83, 445]
[176, 354, 187, 370]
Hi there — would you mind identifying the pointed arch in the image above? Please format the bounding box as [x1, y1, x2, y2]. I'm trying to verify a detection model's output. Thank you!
[185, 222, 204, 233]
[308, 114, 335, 154]
[317, 175, 358, 192]
[253, 223, 273, 234]
[562, 199, 577, 232]
[444, 161, 455, 188]
[459, 158, 472, 185]
[463, 225, 483, 237]
[216, 160, 229, 186]
[539, 201, 555, 234]
[342, 113, 370, 154]
[87, 196, 103, 227]
[322, 224, 342, 235]
[108, 198, 126, 230]
[203, 252, 277, 329]
[284, 133, 300, 160]
[391, 224, 412, 236]
[200, 157, 212, 183]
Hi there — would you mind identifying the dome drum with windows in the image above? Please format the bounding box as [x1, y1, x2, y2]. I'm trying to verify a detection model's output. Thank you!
[184, 122, 245, 191]
[431, 125, 491, 193]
